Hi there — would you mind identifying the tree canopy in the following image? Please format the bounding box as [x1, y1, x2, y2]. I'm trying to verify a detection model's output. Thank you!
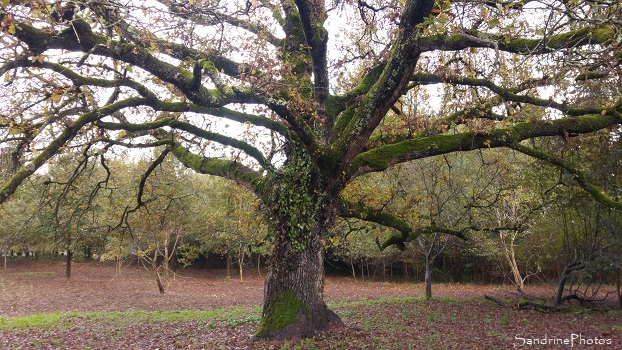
[1, 0, 621, 340]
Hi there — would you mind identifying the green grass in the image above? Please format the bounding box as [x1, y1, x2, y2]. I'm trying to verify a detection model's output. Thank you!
[0, 312, 65, 329]
[0, 305, 262, 330]
[329, 296, 421, 309]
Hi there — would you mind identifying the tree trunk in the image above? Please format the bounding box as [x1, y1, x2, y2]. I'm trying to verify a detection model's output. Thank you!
[257, 254, 262, 279]
[152, 250, 165, 294]
[163, 237, 170, 278]
[252, 145, 343, 340]
[617, 267, 621, 309]
[424, 254, 432, 300]
[238, 244, 245, 282]
[65, 233, 72, 278]
[505, 246, 524, 292]
[254, 234, 342, 340]
[226, 253, 231, 280]
[555, 261, 586, 305]
[501, 232, 524, 292]
[65, 249, 72, 278]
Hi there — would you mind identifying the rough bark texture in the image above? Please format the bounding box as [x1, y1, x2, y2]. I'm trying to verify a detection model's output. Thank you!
[424, 255, 432, 300]
[65, 250, 72, 279]
[254, 234, 342, 340]
[253, 145, 344, 339]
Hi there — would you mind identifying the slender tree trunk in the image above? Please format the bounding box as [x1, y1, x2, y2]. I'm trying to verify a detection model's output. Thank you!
[505, 247, 524, 292]
[501, 233, 524, 292]
[65, 234, 72, 278]
[152, 250, 165, 294]
[382, 259, 386, 281]
[163, 237, 170, 278]
[616, 267, 621, 309]
[360, 260, 365, 281]
[350, 257, 356, 281]
[65, 250, 72, 278]
[238, 243, 245, 282]
[555, 261, 586, 305]
[257, 254, 262, 279]
[424, 254, 432, 300]
[226, 253, 231, 280]
[115, 256, 122, 278]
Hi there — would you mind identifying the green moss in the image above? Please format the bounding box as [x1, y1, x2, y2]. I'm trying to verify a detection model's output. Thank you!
[59, 18, 106, 47]
[324, 95, 345, 118]
[255, 290, 308, 336]
[503, 25, 614, 52]
[169, 144, 265, 191]
[199, 59, 216, 72]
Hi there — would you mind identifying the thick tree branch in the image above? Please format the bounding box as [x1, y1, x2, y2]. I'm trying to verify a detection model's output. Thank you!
[510, 143, 622, 210]
[419, 24, 616, 54]
[0, 97, 147, 204]
[329, 0, 436, 172]
[96, 118, 271, 171]
[9, 18, 269, 109]
[339, 200, 468, 250]
[294, 0, 329, 112]
[167, 141, 266, 196]
[348, 113, 621, 179]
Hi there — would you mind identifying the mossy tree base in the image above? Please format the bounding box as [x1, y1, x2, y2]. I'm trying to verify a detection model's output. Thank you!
[253, 232, 344, 341]
[253, 290, 342, 341]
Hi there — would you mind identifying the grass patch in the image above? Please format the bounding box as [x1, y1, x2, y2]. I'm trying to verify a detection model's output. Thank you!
[329, 296, 421, 309]
[0, 306, 262, 330]
[0, 312, 65, 329]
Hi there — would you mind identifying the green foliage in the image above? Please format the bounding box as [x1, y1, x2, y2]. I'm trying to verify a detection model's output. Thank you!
[268, 145, 323, 251]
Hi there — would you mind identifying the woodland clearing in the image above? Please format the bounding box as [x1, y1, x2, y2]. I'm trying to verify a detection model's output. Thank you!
[0, 262, 620, 349]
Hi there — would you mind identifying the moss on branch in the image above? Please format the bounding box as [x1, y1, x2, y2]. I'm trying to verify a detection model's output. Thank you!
[348, 114, 620, 178]
[169, 144, 265, 194]
[511, 143, 622, 210]
[419, 25, 615, 54]
[339, 200, 468, 250]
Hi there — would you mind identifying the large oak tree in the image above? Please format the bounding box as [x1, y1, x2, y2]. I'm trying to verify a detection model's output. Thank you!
[1, 0, 621, 340]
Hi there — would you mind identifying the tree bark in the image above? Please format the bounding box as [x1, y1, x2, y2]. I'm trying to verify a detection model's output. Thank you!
[254, 234, 342, 340]
[617, 267, 621, 309]
[226, 253, 231, 280]
[555, 261, 586, 305]
[424, 254, 432, 300]
[238, 243, 245, 282]
[152, 250, 165, 294]
[65, 249, 72, 279]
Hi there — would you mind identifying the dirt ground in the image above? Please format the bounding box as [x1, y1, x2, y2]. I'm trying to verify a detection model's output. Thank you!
[1, 261, 621, 349]
[0, 261, 555, 317]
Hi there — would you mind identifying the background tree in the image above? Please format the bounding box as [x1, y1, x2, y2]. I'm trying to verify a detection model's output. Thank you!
[1, 0, 622, 340]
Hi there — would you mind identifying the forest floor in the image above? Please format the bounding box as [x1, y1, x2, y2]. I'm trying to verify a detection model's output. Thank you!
[0, 261, 621, 349]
